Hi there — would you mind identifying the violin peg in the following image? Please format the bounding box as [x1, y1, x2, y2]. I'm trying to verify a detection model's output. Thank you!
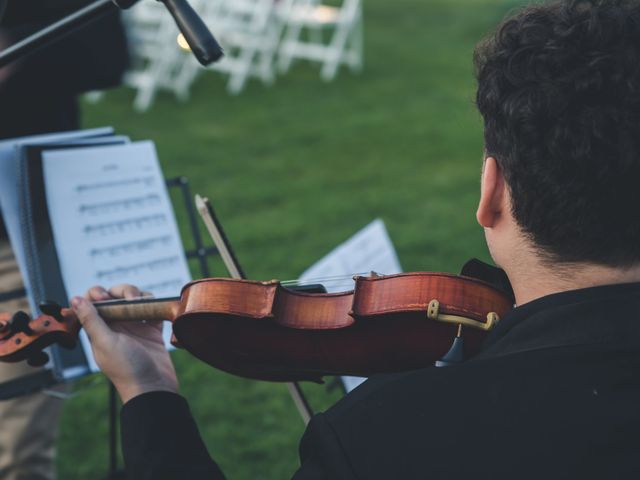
[0, 315, 11, 333]
[27, 351, 50, 368]
[9, 311, 34, 336]
[39, 301, 65, 323]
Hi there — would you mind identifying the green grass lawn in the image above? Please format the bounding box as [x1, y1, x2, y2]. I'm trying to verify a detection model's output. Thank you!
[58, 0, 522, 477]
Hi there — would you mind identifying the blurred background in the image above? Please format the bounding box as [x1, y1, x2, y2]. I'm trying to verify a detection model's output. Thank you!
[57, 0, 521, 477]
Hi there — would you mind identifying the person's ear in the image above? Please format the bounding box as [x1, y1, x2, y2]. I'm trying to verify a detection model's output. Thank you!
[476, 156, 506, 228]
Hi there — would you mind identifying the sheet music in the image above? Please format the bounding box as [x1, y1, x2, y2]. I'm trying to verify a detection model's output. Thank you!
[299, 219, 402, 292]
[43, 141, 191, 372]
[299, 219, 402, 392]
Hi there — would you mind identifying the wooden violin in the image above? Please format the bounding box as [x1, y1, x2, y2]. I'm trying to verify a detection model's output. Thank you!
[0, 265, 513, 382]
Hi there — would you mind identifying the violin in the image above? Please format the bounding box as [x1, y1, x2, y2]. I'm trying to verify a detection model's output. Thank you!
[0, 263, 513, 382]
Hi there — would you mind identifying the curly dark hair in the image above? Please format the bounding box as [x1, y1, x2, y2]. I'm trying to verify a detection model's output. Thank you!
[474, 0, 640, 267]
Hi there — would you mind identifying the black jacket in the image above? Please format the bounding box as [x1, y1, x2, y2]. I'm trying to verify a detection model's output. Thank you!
[121, 282, 640, 479]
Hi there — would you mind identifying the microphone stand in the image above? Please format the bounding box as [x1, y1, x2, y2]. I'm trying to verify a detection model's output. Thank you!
[0, 0, 121, 69]
[0, 1, 7, 25]
[0, 0, 223, 69]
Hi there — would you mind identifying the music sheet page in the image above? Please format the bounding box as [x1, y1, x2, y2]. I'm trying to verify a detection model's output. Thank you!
[42, 141, 191, 372]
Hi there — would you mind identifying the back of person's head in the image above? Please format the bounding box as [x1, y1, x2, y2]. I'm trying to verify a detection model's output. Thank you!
[474, 0, 640, 267]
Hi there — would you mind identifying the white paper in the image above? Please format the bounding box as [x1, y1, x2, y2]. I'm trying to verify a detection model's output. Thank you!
[299, 219, 402, 292]
[43, 141, 192, 372]
[299, 219, 402, 392]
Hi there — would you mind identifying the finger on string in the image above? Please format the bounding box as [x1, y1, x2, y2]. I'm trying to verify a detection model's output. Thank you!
[108, 284, 143, 301]
[71, 296, 114, 341]
[85, 286, 112, 302]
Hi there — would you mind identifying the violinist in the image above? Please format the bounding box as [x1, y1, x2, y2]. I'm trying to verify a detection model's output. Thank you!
[72, 0, 640, 478]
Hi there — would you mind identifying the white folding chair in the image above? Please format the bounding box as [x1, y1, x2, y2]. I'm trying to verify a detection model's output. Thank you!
[277, 0, 363, 82]
[202, 0, 283, 94]
[122, 0, 205, 111]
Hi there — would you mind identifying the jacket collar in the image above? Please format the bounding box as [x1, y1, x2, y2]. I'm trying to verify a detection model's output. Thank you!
[476, 281, 640, 360]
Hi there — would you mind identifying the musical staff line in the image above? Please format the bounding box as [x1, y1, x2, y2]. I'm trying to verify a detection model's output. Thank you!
[140, 279, 184, 293]
[89, 235, 173, 258]
[76, 176, 155, 193]
[79, 194, 161, 216]
[96, 255, 180, 281]
[84, 214, 167, 237]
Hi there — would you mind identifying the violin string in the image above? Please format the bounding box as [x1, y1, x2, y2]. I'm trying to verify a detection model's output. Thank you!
[285, 282, 364, 291]
[280, 272, 373, 286]
[281, 273, 362, 285]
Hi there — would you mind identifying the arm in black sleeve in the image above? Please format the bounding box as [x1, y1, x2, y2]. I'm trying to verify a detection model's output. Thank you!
[121, 391, 226, 480]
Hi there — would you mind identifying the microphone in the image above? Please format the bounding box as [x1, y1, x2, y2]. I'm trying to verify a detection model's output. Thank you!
[112, 0, 223, 66]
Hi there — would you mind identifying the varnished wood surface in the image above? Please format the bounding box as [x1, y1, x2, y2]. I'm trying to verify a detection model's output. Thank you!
[353, 272, 513, 322]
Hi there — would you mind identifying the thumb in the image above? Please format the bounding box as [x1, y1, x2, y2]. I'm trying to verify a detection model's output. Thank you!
[71, 296, 114, 344]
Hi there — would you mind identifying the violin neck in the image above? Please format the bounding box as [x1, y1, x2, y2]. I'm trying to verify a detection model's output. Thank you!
[94, 297, 180, 323]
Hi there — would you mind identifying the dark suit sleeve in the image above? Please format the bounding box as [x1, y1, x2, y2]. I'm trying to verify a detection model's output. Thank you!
[120, 391, 226, 480]
[292, 414, 357, 480]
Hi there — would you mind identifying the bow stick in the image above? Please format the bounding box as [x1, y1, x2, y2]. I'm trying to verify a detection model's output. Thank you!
[194, 194, 314, 425]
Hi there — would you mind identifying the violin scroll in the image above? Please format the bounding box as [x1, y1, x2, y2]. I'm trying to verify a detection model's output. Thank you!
[0, 306, 79, 366]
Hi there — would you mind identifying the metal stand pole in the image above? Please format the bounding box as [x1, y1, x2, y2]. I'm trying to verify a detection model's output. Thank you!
[105, 383, 126, 479]
[0, 0, 121, 69]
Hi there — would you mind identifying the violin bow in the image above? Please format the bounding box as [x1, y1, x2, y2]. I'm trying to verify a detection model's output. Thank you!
[194, 194, 314, 425]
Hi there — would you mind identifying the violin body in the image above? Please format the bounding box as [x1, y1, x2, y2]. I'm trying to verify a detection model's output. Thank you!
[174, 273, 512, 382]
[0, 271, 513, 381]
